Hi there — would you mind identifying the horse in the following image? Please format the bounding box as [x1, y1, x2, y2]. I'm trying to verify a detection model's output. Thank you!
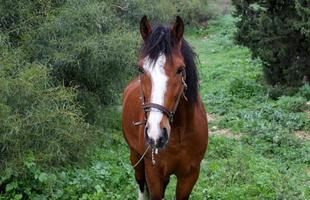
[122, 16, 208, 200]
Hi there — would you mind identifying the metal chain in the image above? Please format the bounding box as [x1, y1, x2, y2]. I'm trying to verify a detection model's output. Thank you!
[132, 146, 150, 168]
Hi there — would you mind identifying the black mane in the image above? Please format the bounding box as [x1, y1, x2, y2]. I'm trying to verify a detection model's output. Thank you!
[140, 25, 199, 103]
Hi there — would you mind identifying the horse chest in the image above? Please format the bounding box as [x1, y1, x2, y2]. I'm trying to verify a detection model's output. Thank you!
[157, 132, 203, 175]
[157, 149, 200, 177]
[168, 126, 203, 151]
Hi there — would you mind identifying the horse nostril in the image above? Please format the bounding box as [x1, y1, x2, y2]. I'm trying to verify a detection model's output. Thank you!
[144, 126, 149, 141]
[144, 126, 149, 136]
[144, 126, 155, 147]
[156, 128, 168, 148]
[162, 127, 168, 141]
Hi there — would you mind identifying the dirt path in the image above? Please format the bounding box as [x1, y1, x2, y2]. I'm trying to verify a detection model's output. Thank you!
[207, 113, 242, 139]
[221, 0, 231, 14]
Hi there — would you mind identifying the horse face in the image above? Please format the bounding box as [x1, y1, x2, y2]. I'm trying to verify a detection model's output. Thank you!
[138, 16, 185, 149]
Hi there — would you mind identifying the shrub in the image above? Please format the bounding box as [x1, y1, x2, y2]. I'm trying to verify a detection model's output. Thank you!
[17, 0, 215, 116]
[232, 0, 310, 87]
[2, 0, 212, 108]
[0, 0, 66, 46]
[0, 136, 134, 200]
[228, 77, 263, 99]
[267, 84, 300, 100]
[297, 84, 310, 99]
[276, 96, 308, 112]
[0, 44, 95, 174]
[1, 0, 214, 108]
[23, 1, 138, 105]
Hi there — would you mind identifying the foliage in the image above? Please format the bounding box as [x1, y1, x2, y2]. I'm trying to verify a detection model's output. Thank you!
[1, 0, 212, 107]
[17, 0, 137, 105]
[0, 0, 66, 46]
[232, 0, 310, 87]
[0, 42, 96, 174]
[297, 84, 310, 99]
[0, 137, 135, 200]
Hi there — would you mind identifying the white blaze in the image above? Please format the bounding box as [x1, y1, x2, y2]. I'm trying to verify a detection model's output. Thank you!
[143, 54, 167, 141]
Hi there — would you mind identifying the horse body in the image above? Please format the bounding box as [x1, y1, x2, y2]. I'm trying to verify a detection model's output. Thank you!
[122, 16, 208, 200]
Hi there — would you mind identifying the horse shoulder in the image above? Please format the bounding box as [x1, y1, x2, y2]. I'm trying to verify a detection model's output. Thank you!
[193, 95, 209, 149]
[123, 78, 140, 103]
[122, 78, 145, 151]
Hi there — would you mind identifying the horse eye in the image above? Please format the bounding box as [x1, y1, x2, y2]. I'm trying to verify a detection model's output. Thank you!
[138, 66, 144, 74]
[176, 67, 184, 75]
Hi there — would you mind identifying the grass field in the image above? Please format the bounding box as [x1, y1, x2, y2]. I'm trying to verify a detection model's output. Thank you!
[2, 13, 309, 200]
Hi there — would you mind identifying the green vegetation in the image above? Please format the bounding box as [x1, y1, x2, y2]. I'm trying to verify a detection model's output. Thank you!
[1, 0, 309, 199]
[187, 15, 309, 199]
[232, 0, 310, 87]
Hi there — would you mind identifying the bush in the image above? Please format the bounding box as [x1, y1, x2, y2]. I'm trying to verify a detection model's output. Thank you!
[267, 84, 300, 100]
[2, 0, 212, 108]
[297, 84, 310, 99]
[0, 0, 66, 46]
[276, 96, 308, 112]
[228, 77, 263, 99]
[22, 1, 138, 105]
[0, 135, 134, 200]
[0, 43, 95, 174]
[232, 0, 310, 87]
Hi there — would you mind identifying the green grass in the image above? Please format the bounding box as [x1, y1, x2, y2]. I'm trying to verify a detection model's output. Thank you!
[1, 14, 309, 200]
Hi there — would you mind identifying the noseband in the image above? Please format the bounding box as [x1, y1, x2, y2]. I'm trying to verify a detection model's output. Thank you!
[133, 70, 187, 126]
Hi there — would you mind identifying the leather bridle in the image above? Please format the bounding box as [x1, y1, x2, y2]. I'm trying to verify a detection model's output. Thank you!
[133, 69, 188, 126]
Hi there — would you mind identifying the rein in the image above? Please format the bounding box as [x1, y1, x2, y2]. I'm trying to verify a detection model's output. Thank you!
[132, 145, 157, 168]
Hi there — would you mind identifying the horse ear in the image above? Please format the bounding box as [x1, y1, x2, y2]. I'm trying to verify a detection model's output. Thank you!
[172, 16, 184, 42]
[140, 15, 152, 40]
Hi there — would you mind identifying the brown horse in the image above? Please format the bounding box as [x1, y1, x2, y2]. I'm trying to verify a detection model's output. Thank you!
[122, 16, 208, 200]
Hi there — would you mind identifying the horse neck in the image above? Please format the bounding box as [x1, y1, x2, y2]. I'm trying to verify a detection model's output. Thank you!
[173, 97, 195, 128]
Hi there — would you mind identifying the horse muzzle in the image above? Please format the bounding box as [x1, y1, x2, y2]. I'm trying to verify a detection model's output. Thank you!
[144, 126, 169, 149]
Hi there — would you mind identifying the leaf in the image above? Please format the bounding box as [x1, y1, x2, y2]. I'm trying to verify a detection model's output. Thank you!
[95, 184, 103, 193]
[14, 194, 23, 200]
[38, 172, 49, 183]
[249, 3, 266, 12]
[5, 181, 18, 192]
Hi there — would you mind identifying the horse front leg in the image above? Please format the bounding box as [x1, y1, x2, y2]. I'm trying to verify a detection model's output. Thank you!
[162, 176, 170, 199]
[175, 166, 200, 200]
[130, 149, 147, 200]
[145, 163, 165, 200]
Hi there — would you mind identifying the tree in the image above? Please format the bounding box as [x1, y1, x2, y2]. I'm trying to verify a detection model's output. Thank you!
[232, 0, 310, 87]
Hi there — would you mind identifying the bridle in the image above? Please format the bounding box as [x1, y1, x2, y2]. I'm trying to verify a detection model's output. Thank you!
[132, 68, 188, 167]
[133, 69, 188, 126]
